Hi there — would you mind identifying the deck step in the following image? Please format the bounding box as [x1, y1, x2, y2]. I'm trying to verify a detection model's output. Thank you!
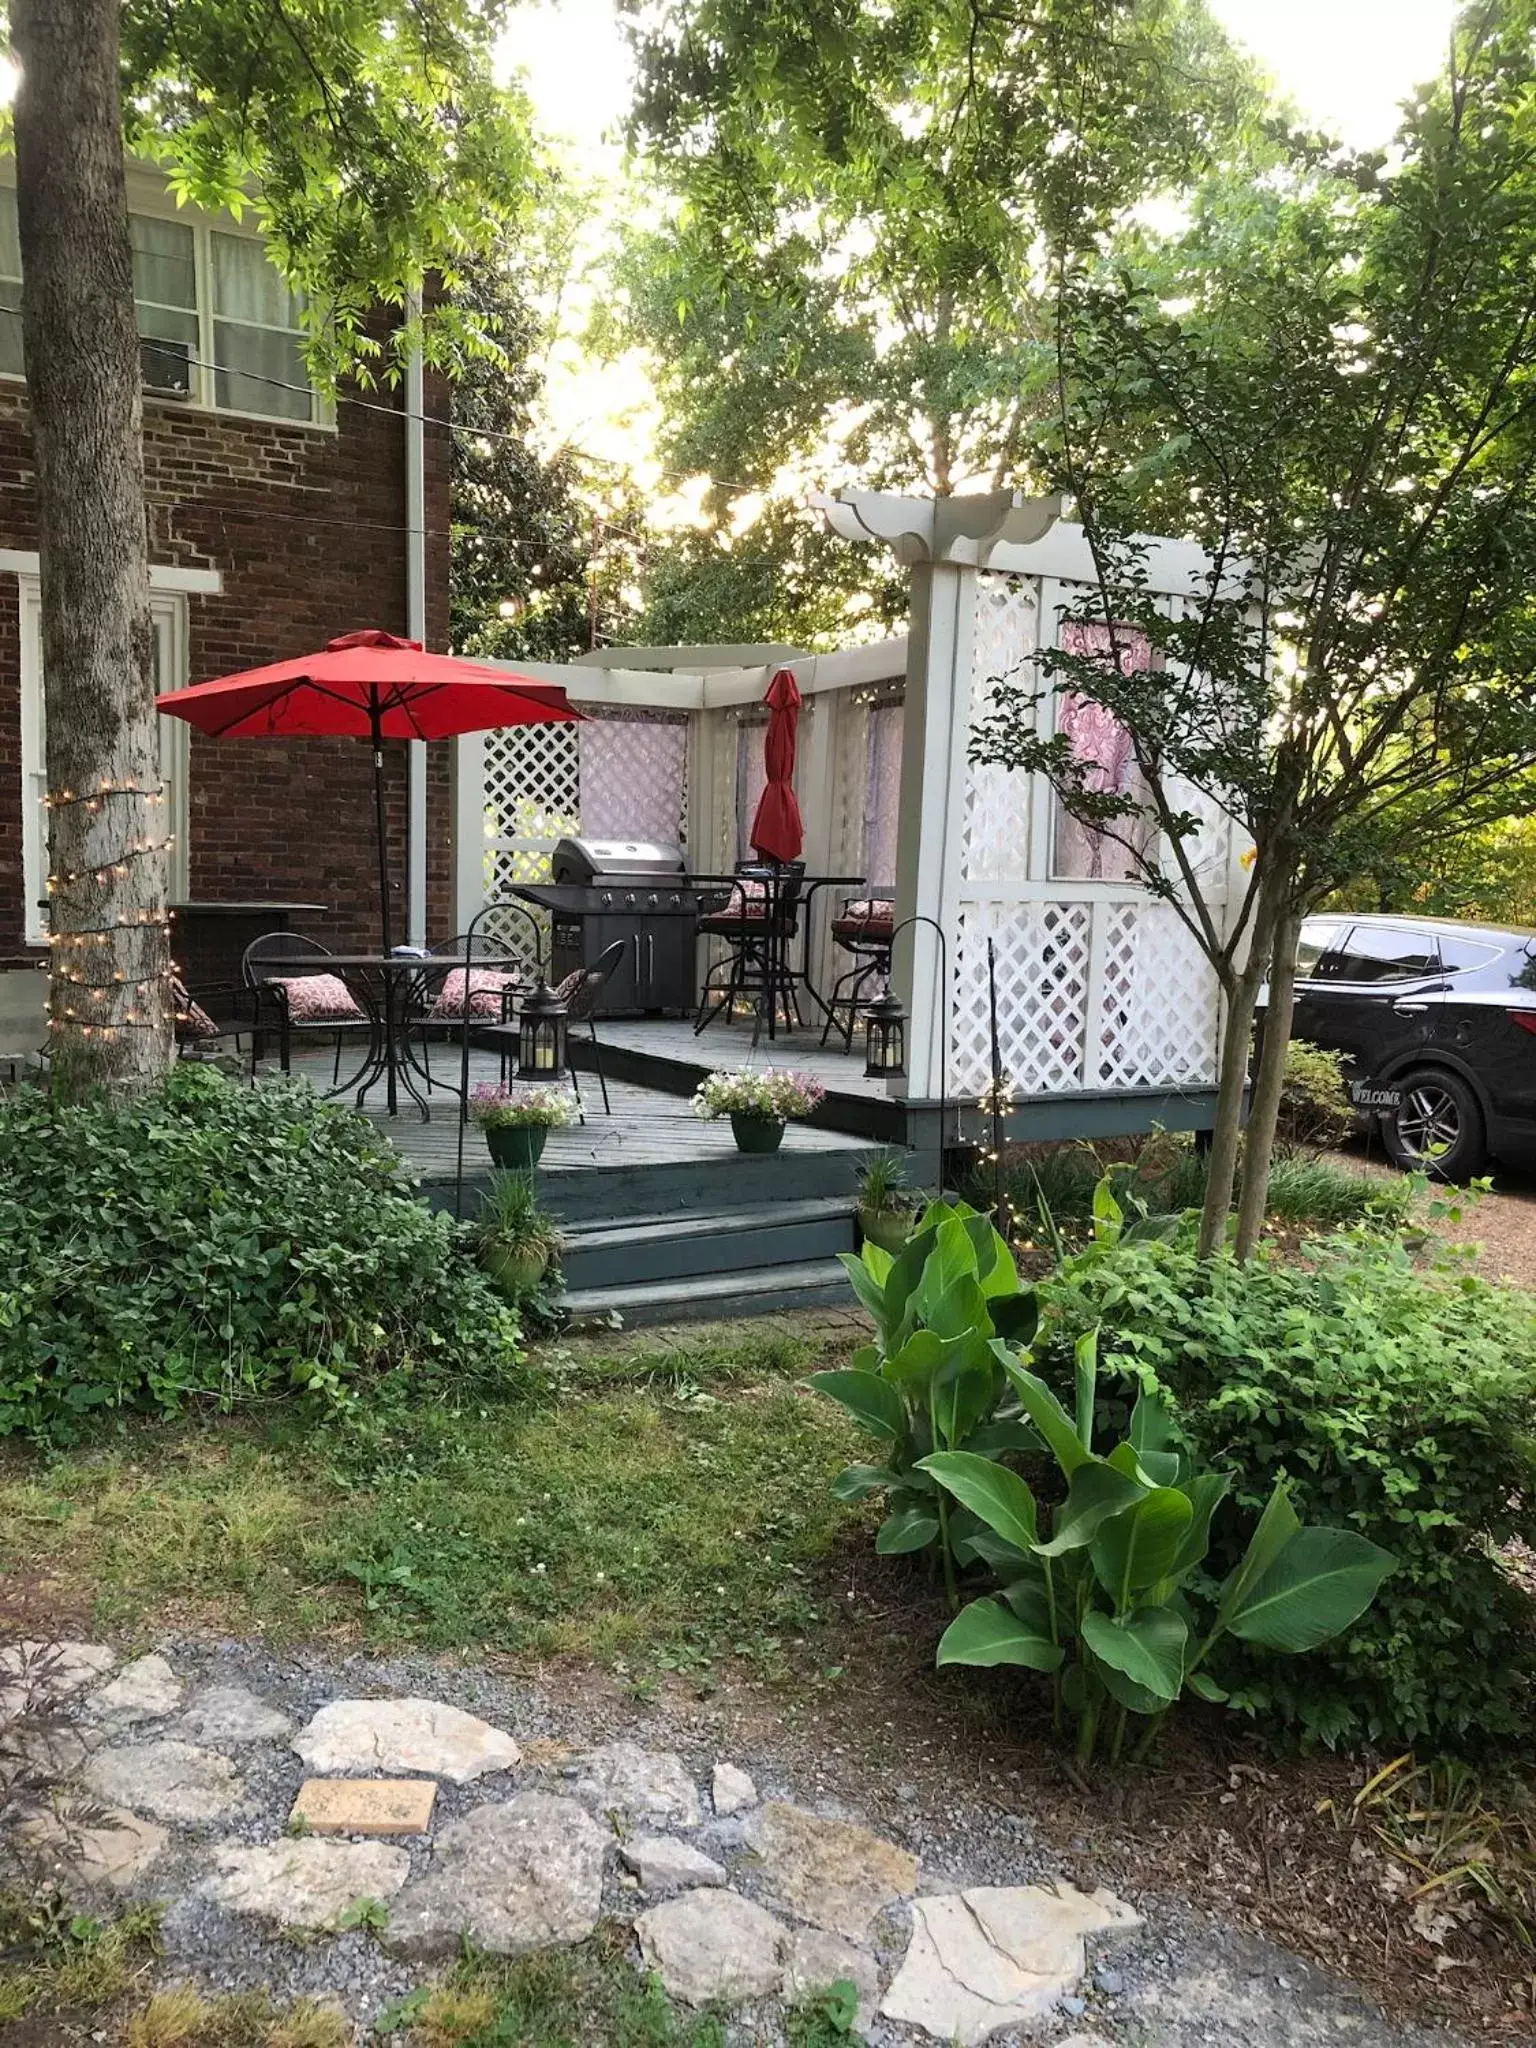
[561, 1257, 853, 1328]
[560, 1196, 856, 1290]
[531, 1144, 882, 1225]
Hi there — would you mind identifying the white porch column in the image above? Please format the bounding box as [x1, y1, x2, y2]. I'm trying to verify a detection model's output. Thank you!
[452, 731, 487, 927]
[813, 489, 1063, 1105]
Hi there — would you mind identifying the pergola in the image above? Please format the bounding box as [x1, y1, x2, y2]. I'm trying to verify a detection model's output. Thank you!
[449, 491, 1245, 1136]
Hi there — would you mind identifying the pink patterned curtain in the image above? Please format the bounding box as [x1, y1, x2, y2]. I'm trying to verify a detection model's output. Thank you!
[1053, 623, 1155, 881]
[862, 702, 903, 889]
[579, 714, 688, 844]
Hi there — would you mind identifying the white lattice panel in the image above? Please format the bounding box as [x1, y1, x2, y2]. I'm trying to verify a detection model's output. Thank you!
[1098, 901, 1221, 1088]
[963, 574, 1039, 883]
[949, 900, 1093, 1097]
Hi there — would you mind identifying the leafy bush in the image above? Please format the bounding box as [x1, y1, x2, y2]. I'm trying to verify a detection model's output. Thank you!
[1036, 1230, 1536, 1750]
[1276, 1038, 1356, 1154]
[0, 1067, 526, 1444]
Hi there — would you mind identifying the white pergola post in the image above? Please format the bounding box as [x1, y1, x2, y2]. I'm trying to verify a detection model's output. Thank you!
[814, 490, 1063, 1105]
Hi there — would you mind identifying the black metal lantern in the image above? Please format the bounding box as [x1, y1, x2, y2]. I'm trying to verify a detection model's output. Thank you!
[862, 979, 908, 1078]
[517, 977, 568, 1079]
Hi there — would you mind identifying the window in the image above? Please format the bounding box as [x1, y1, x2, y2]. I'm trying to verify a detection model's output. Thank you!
[1296, 921, 1346, 978]
[1323, 925, 1441, 983]
[0, 181, 318, 424]
[1051, 621, 1157, 882]
[1439, 935, 1502, 974]
[0, 187, 21, 377]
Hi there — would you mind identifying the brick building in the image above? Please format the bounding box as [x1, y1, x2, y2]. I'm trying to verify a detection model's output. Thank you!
[0, 161, 454, 1036]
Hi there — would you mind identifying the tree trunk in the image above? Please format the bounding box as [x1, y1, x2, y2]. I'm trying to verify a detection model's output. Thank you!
[1233, 904, 1301, 1260]
[1195, 955, 1264, 1256]
[12, 0, 171, 1098]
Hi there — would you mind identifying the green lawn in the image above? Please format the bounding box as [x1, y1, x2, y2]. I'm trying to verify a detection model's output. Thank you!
[0, 1322, 867, 1686]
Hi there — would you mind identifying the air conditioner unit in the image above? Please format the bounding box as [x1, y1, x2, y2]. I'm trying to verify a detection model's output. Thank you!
[141, 336, 192, 398]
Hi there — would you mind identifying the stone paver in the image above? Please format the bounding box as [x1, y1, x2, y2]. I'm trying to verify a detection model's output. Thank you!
[81, 1740, 244, 1824]
[293, 1698, 520, 1784]
[619, 1834, 727, 1893]
[11, 1799, 168, 1889]
[203, 1838, 410, 1930]
[87, 1654, 185, 1725]
[178, 1685, 293, 1745]
[0, 1719, 102, 1788]
[384, 1792, 608, 1961]
[783, 1927, 881, 2032]
[879, 1884, 1142, 2046]
[711, 1761, 758, 1815]
[0, 1641, 116, 1722]
[567, 1740, 701, 1829]
[752, 1801, 919, 1941]
[636, 1890, 789, 2005]
[290, 1778, 438, 1837]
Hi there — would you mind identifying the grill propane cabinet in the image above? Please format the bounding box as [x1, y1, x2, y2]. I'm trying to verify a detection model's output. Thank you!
[514, 839, 698, 1017]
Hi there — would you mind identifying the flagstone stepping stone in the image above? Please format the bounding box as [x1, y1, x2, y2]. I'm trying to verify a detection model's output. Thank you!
[711, 1761, 758, 1816]
[0, 1718, 103, 1788]
[383, 1791, 608, 1961]
[878, 1883, 1142, 2046]
[290, 1777, 437, 1837]
[87, 1654, 184, 1725]
[783, 1927, 882, 2035]
[11, 1799, 168, 1889]
[81, 1740, 244, 1824]
[178, 1685, 293, 1745]
[619, 1834, 727, 1893]
[202, 1838, 410, 1930]
[635, 1890, 789, 2005]
[751, 1802, 919, 1941]
[566, 1740, 700, 1829]
[0, 1641, 116, 1722]
[292, 1698, 520, 1784]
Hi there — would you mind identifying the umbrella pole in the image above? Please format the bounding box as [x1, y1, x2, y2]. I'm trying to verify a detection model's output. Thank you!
[372, 694, 392, 955]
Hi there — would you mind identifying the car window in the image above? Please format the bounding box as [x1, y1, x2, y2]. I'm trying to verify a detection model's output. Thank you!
[1439, 936, 1503, 974]
[1326, 925, 1441, 983]
[1295, 922, 1346, 979]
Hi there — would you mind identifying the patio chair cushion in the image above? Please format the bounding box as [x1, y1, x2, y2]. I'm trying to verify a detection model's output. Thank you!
[271, 972, 365, 1024]
[844, 897, 895, 921]
[552, 967, 586, 1005]
[704, 878, 768, 920]
[428, 967, 520, 1022]
[171, 977, 220, 1041]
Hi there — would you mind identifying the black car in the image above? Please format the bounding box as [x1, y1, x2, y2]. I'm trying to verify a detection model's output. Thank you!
[1283, 913, 1536, 1178]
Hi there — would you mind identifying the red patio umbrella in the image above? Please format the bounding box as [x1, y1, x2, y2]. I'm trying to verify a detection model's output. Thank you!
[748, 667, 805, 865]
[156, 629, 581, 951]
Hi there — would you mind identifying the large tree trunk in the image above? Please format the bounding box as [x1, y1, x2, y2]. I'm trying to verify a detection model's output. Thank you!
[12, 0, 171, 1098]
[1233, 904, 1301, 1260]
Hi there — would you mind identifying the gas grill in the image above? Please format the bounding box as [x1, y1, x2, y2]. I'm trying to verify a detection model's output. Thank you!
[514, 838, 698, 1016]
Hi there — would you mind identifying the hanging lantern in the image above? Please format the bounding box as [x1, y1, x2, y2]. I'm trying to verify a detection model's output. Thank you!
[862, 980, 908, 1078]
[517, 977, 568, 1079]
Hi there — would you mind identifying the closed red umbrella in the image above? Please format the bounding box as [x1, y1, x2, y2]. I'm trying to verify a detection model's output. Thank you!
[748, 667, 805, 864]
[157, 629, 581, 950]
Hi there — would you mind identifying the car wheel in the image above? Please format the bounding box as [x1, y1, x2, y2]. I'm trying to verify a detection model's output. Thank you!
[1382, 1067, 1487, 1179]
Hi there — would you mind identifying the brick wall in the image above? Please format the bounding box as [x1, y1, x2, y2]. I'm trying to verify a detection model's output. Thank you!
[0, 360, 454, 968]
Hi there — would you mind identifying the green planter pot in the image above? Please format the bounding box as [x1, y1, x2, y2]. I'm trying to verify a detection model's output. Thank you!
[480, 1240, 550, 1300]
[857, 1203, 914, 1256]
[730, 1112, 786, 1154]
[485, 1123, 548, 1171]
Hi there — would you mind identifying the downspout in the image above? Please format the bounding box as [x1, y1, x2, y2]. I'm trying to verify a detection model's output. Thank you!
[405, 286, 429, 946]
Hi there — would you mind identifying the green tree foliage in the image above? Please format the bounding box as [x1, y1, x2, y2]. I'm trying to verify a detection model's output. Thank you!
[614, 0, 1261, 640]
[973, 1, 1536, 1254]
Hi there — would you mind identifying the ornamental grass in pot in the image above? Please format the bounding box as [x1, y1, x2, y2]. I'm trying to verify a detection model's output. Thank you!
[475, 1170, 565, 1298]
[691, 1067, 827, 1153]
[855, 1150, 919, 1253]
[467, 1082, 578, 1170]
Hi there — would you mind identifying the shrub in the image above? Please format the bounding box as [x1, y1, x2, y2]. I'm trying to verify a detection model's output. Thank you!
[1036, 1231, 1536, 1750]
[1276, 1038, 1357, 1154]
[0, 1066, 526, 1444]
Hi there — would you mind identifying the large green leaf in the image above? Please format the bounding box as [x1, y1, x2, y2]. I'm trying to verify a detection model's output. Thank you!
[1169, 1471, 1231, 1577]
[1090, 1487, 1194, 1609]
[1129, 1387, 1182, 1484]
[807, 1369, 906, 1442]
[917, 1450, 1038, 1551]
[924, 1272, 991, 1348]
[962, 1527, 1033, 1575]
[962, 1416, 1044, 1459]
[1223, 1527, 1396, 1652]
[1034, 1459, 1146, 1556]
[937, 1598, 1062, 1672]
[882, 1328, 948, 1391]
[1086, 1651, 1166, 1717]
[830, 1463, 896, 1502]
[998, 1360, 1094, 1477]
[1092, 1175, 1124, 1243]
[1000, 1575, 1054, 1637]
[1073, 1328, 1098, 1452]
[1081, 1605, 1187, 1702]
[989, 1290, 1040, 1348]
[836, 1253, 890, 1336]
[1215, 1479, 1301, 1626]
[875, 1505, 941, 1554]
[933, 1358, 1000, 1452]
[884, 1223, 940, 1333]
[961, 1211, 1018, 1298]
[915, 1216, 981, 1323]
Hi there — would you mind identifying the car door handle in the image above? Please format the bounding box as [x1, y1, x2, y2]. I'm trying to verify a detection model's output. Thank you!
[1392, 1000, 1428, 1015]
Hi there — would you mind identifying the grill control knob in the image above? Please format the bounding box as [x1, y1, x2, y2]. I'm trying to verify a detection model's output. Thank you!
[600, 890, 613, 906]
[624, 891, 637, 907]
[646, 891, 659, 907]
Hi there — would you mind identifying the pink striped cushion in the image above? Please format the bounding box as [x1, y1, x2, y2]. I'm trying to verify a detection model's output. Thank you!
[429, 967, 519, 1021]
[272, 972, 365, 1023]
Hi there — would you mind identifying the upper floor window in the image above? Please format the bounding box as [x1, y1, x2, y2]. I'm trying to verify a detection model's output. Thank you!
[0, 185, 319, 425]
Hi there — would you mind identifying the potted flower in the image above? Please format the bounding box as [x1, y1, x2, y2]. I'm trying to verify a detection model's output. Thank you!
[855, 1151, 919, 1254]
[691, 1067, 826, 1154]
[468, 1081, 578, 1170]
[475, 1171, 565, 1299]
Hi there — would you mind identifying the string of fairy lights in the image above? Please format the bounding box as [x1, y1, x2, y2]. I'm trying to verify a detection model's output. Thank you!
[41, 779, 180, 1041]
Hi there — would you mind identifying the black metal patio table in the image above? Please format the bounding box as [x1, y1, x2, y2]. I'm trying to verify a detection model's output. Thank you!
[692, 870, 866, 1043]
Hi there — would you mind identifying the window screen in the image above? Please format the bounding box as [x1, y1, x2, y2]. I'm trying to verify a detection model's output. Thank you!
[0, 189, 21, 377]
[212, 232, 312, 421]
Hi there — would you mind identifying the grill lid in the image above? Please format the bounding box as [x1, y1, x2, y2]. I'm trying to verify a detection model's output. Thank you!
[552, 837, 688, 884]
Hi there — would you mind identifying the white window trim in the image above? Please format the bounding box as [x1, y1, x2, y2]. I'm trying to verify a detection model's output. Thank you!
[0, 172, 335, 434]
[13, 559, 223, 943]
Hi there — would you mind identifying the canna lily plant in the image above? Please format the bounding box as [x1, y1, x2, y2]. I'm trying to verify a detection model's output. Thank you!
[920, 1331, 1396, 1763]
